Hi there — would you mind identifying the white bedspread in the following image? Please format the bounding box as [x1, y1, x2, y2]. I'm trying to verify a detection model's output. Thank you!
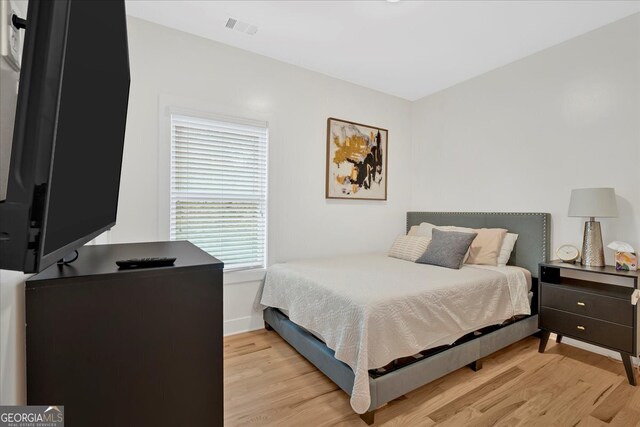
[259, 253, 531, 414]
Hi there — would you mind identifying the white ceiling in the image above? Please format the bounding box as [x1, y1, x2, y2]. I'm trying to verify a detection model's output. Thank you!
[125, 1, 640, 101]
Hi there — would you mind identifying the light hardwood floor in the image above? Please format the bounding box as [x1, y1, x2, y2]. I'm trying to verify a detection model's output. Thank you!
[224, 329, 640, 426]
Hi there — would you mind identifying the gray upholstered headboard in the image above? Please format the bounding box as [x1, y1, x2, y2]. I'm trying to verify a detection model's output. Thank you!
[406, 212, 550, 278]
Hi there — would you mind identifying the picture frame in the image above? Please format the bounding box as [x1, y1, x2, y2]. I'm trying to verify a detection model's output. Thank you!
[325, 117, 388, 200]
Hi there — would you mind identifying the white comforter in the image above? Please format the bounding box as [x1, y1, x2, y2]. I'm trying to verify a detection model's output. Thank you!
[259, 253, 531, 414]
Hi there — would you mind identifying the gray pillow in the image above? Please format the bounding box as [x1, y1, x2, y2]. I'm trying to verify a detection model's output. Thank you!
[416, 229, 478, 269]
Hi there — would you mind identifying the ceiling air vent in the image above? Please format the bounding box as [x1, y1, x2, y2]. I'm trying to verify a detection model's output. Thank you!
[225, 17, 258, 35]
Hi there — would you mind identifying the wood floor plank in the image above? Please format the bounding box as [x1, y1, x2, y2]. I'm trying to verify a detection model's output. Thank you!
[433, 406, 482, 427]
[462, 400, 527, 427]
[224, 330, 640, 426]
[428, 366, 524, 422]
[524, 380, 594, 427]
[575, 416, 609, 427]
[375, 408, 437, 427]
[609, 408, 640, 427]
[472, 355, 564, 414]
[590, 381, 637, 423]
[493, 390, 557, 427]
[621, 373, 640, 409]
[479, 346, 620, 426]
[399, 339, 543, 417]
[493, 363, 621, 427]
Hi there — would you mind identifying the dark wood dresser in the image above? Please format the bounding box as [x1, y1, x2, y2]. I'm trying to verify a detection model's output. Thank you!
[26, 241, 224, 427]
[538, 260, 639, 385]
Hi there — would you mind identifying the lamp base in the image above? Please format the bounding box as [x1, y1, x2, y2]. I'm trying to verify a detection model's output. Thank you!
[581, 220, 605, 267]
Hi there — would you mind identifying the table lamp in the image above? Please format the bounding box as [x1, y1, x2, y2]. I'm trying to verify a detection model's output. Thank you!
[568, 188, 618, 267]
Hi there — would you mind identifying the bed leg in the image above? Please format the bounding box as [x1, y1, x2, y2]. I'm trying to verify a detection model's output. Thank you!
[264, 321, 273, 331]
[469, 359, 483, 372]
[359, 411, 375, 425]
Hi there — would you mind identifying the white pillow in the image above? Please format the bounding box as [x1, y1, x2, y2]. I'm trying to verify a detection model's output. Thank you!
[389, 235, 431, 262]
[497, 233, 518, 267]
[408, 222, 437, 238]
[435, 225, 474, 234]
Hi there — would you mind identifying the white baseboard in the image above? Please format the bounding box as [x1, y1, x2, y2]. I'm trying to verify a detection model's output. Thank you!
[224, 315, 264, 337]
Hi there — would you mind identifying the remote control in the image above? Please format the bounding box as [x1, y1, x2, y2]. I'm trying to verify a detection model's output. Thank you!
[116, 257, 177, 269]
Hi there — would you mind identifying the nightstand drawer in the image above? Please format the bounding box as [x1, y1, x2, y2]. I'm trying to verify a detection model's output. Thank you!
[541, 283, 633, 326]
[540, 307, 633, 353]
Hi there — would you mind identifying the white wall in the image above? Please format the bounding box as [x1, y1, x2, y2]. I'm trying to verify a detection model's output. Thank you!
[114, 17, 413, 334]
[410, 13, 640, 264]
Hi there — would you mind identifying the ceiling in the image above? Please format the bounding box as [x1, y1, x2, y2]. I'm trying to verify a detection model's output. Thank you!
[125, 1, 640, 101]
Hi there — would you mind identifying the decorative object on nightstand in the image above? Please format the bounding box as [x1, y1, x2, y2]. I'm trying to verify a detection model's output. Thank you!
[568, 187, 618, 267]
[538, 261, 639, 386]
[556, 244, 580, 264]
[608, 241, 638, 272]
[616, 252, 639, 272]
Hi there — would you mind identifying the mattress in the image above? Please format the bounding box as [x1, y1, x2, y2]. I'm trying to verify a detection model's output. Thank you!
[259, 253, 531, 414]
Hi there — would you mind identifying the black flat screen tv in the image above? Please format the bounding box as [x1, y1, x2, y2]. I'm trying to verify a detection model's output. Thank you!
[0, 0, 130, 273]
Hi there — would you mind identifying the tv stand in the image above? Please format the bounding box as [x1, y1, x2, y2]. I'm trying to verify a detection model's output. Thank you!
[26, 241, 224, 427]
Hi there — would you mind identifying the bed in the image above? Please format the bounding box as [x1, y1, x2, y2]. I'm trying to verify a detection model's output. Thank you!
[261, 212, 550, 424]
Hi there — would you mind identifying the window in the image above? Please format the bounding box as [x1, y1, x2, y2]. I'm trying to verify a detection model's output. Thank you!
[170, 114, 268, 270]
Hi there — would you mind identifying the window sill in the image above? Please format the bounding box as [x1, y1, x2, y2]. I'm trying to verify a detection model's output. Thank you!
[224, 268, 266, 285]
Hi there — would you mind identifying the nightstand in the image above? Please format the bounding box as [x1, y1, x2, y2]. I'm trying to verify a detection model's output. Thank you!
[538, 260, 639, 385]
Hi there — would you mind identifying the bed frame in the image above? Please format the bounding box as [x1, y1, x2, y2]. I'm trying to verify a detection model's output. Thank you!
[263, 212, 550, 424]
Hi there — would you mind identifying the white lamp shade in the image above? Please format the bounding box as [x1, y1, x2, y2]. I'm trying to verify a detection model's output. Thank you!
[568, 188, 618, 218]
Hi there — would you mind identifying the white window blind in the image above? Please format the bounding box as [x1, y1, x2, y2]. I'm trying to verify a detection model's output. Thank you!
[170, 114, 268, 270]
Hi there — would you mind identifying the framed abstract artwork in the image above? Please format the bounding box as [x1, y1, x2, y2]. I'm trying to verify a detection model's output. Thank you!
[325, 117, 388, 200]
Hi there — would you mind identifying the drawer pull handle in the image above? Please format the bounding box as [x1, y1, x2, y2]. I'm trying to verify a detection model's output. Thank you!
[576, 325, 586, 331]
[577, 302, 586, 307]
